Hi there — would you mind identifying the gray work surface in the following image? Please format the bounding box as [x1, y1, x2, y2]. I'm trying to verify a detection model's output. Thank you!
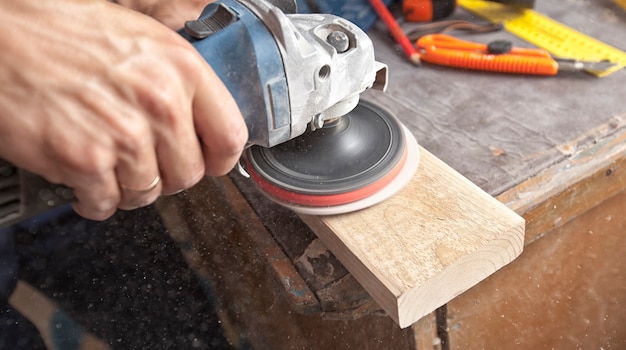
[364, 0, 625, 196]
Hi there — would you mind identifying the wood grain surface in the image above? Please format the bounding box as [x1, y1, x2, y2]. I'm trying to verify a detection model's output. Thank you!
[299, 147, 525, 328]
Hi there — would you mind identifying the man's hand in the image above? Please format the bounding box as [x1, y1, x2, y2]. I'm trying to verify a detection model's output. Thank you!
[0, 0, 248, 220]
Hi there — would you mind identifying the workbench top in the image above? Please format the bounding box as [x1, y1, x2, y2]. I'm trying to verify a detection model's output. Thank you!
[156, 1, 626, 348]
[374, 0, 625, 197]
[216, 0, 626, 315]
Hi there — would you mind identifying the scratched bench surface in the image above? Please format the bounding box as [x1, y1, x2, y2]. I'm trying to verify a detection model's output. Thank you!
[371, 0, 626, 196]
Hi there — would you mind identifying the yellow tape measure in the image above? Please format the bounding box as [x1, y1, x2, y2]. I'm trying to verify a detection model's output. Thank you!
[614, 0, 626, 11]
[458, 0, 626, 77]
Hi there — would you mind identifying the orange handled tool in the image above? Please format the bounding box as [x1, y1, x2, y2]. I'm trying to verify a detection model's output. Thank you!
[416, 34, 618, 76]
[416, 34, 560, 75]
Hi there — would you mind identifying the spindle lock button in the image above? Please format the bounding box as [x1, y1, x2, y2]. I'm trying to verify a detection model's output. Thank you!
[184, 4, 238, 39]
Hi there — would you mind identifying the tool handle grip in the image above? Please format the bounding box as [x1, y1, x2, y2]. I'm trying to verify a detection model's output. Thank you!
[417, 34, 559, 75]
[420, 48, 559, 75]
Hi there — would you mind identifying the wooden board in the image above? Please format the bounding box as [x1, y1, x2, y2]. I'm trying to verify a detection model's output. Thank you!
[299, 147, 525, 328]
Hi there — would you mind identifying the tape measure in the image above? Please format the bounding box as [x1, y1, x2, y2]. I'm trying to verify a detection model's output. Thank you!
[614, 0, 626, 11]
[458, 0, 626, 77]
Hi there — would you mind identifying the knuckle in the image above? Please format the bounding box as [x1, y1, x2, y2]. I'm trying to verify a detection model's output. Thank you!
[176, 48, 206, 75]
[140, 85, 179, 122]
[134, 193, 160, 208]
[73, 200, 117, 221]
[203, 131, 247, 177]
[117, 126, 152, 157]
[137, 82, 186, 131]
[180, 166, 205, 189]
[220, 124, 249, 157]
[61, 144, 115, 179]
[45, 131, 114, 179]
[162, 164, 204, 195]
[91, 200, 117, 214]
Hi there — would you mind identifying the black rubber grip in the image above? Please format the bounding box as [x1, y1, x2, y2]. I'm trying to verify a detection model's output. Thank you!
[432, 0, 457, 20]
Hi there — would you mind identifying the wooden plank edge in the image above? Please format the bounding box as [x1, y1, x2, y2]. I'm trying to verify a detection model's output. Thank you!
[301, 214, 524, 328]
[396, 226, 524, 328]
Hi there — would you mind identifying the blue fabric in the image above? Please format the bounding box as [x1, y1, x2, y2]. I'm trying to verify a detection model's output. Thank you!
[2, 205, 232, 349]
[0, 305, 47, 349]
[0, 205, 74, 303]
[297, 0, 396, 31]
[50, 310, 84, 350]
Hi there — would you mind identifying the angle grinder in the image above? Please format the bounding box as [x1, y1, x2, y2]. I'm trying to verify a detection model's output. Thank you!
[183, 0, 420, 215]
[0, 0, 420, 228]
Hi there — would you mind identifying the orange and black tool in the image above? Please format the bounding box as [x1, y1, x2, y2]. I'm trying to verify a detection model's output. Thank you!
[402, 0, 534, 22]
[415, 34, 617, 76]
[403, 0, 457, 22]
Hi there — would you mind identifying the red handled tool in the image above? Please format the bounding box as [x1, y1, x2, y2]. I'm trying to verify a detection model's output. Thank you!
[415, 34, 617, 76]
[370, 0, 421, 64]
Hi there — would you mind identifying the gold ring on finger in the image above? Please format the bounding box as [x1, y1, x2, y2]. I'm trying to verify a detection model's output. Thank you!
[120, 175, 161, 193]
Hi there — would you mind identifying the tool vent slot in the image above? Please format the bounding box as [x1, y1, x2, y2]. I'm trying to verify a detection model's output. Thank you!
[0, 162, 21, 224]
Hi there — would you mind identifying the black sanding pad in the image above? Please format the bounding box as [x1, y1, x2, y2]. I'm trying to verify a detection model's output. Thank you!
[244, 100, 420, 214]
